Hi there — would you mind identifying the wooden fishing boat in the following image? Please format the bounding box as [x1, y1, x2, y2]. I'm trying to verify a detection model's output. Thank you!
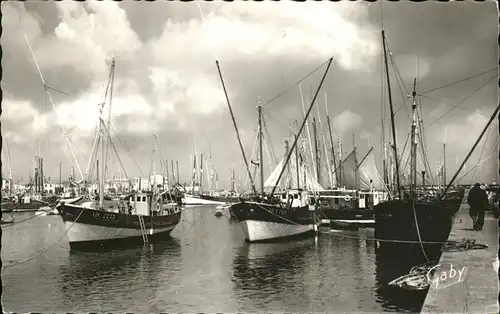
[58, 191, 181, 250]
[216, 57, 333, 242]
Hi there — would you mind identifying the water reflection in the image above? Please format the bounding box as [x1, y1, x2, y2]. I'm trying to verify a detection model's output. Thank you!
[232, 238, 315, 311]
[374, 246, 428, 312]
[57, 239, 181, 312]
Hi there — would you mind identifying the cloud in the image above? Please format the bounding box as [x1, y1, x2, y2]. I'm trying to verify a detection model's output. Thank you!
[332, 110, 363, 137]
[2, 1, 497, 187]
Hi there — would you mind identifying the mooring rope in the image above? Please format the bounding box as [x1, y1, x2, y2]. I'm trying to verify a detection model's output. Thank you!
[3, 206, 85, 269]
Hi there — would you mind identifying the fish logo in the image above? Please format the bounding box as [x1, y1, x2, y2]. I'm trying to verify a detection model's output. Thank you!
[426, 263, 467, 290]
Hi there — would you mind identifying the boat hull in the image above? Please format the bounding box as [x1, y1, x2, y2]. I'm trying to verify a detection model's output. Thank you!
[318, 206, 375, 229]
[58, 203, 181, 250]
[231, 201, 316, 242]
[182, 194, 239, 206]
[374, 193, 463, 259]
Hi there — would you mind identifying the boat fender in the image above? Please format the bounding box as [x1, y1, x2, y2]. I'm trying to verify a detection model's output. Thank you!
[344, 195, 352, 201]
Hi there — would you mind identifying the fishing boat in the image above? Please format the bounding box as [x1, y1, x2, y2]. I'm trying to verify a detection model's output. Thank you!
[317, 146, 389, 229]
[11, 194, 49, 212]
[373, 29, 498, 259]
[217, 57, 333, 242]
[58, 191, 182, 250]
[24, 58, 185, 250]
[182, 192, 239, 206]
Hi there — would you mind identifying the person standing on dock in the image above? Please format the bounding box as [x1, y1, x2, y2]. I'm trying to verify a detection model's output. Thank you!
[467, 183, 488, 231]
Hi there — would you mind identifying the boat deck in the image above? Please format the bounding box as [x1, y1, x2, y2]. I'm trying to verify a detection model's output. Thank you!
[421, 203, 498, 313]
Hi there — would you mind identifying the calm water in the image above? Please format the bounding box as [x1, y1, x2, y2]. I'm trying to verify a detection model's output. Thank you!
[2, 207, 427, 312]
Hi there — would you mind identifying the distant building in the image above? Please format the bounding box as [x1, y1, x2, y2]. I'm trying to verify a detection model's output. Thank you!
[132, 175, 166, 192]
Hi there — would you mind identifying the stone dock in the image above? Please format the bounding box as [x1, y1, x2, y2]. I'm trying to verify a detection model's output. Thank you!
[421, 204, 499, 313]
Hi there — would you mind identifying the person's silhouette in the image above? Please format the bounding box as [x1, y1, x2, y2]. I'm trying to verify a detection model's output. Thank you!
[467, 183, 488, 231]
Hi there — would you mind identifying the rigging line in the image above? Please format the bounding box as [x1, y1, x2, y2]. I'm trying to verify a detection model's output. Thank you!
[263, 112, 295, 133]
[418, 120, 436, 186]
[420, 67, 498, 95]
[44, 86, 90, 101]
[394, 95, 411, 116]
[456, 153, 495, 184]
[428, 74, 497, 127]
[419, 94, 479, 115]
[3, 207, 85, 269]
[389, 57, 411, 121]
[262, 58, 331, 108]
[101, 121, 131, 182]
[24, 34, 84, 181]
[110, 121, 145, 177]
[471, 125, 491, 183]
[262, 115, 278, 165]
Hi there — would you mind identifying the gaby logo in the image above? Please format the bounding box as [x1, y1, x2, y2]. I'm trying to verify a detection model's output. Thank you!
[426, 263, 467, 290]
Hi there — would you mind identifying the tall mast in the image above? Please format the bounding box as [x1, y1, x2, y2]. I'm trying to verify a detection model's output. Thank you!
[326, 115, 338, 187]
[295, 134, 300, 189]
[200, 153, 204, 192]
[258, 103, 264, 195]
[313, 118, 321, 184]
[443, 142, 447, 188]
[176, 161, 179, 184]
[299, 84, 316, 181]
[215, 61, 258, 196]
[338, 139, 343, 188]
[410, 78, 418, 197]
[269, 57, 333, 198]
[231, 169, 235, 192]
[382, 30, 401, 199]
[99, 111, 105, 208]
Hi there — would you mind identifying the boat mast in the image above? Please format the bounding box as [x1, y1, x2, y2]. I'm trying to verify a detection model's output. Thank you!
[441, 103, 500, 198]
[258, 103, 264, 195]
[215, 61, 258, 196]
[326, 115, 338, 187]
[410, 78, 418, 198]
[99, 107, 105, 209]
[299, 84, 316, 182]
[443, 139, 447, 188]
[269, 57, 333, 198]
[382, 30, 401, 199]
[200, 153, 204, 193]
[338, 139, 343, 188]
[313, 118, 320, 184]
[295, 133, 300, 190]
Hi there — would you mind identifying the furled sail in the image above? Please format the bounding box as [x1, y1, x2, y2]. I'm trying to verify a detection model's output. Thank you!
[264, 150, 323, 192]
[358, 149, 386, 191]
[341, 149, 360, 190]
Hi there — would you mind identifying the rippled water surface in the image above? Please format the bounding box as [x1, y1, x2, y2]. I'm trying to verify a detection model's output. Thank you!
[2, 207, 427, 312]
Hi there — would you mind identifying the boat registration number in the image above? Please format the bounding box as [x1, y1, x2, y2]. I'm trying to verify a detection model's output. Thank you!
[92, 212, 117, 220]
[266, 208, 288, 217]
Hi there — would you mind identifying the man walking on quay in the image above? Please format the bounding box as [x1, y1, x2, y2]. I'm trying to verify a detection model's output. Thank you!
[467, 183, 488, 231]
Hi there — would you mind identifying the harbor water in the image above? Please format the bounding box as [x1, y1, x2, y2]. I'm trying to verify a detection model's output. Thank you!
[2, 206, 427, 312]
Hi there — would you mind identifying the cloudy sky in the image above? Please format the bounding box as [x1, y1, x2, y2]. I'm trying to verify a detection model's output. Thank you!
[2, 1, 498, 189]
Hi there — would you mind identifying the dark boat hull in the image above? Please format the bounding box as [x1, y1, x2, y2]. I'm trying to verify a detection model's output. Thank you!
[12, 199, 49, 211]
[58, 203, 181, 250]
[374, 192, 463, 260]
[231, 201, 316, 242]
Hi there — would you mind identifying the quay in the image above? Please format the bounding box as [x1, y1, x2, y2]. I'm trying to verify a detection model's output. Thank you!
[421, 204, 499, 313]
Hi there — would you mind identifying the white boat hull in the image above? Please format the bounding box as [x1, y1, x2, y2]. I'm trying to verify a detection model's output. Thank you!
[183, 195, 226, 206]
[64, 221, 177, 243]
[240, 220, 315, 242]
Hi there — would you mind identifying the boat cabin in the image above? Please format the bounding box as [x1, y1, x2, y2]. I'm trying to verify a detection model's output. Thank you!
[317, 189, 389, 209]
[129, 192, 151, 216]
[279, 189, 309, 207]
